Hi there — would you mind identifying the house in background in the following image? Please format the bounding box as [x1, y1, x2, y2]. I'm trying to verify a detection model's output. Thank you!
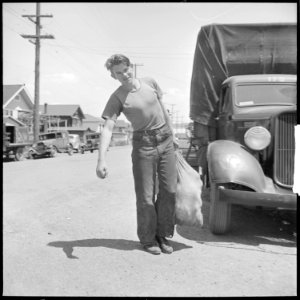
[39, 103, 85, 129]
[3, 85, 136, 146]
[82, 114, 132, 145]
[82, 114, 105, 132]
[3, 84, 34, 130]
[111, 119, 132, 145]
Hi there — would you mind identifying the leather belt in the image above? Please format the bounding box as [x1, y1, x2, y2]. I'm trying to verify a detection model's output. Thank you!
[133, 123, 167, 137]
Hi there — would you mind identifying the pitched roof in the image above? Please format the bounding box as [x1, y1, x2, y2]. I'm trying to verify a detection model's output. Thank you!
[3, 84, 24, 105]
[3, 84, 34, 110]
[3, 116, 26, 126]
[83, 113, 104, 123]
[83, 114, 129, 125]
[48, 126, 91, 132]
[39, 104, 85, 118]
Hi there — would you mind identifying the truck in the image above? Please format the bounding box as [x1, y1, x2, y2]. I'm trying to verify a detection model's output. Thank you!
[187, 23, 297, 234]
[3, 123, 33, 161]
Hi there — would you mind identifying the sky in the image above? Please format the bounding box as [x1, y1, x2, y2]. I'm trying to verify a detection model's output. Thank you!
[2, 2, 297, 122]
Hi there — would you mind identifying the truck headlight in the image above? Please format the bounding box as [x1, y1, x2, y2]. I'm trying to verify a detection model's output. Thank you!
[244, 126, 271, 151]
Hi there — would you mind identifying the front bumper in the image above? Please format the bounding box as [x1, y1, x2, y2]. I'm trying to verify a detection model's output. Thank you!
[31, 148, 53, 156]
[218, 186, 297, 209]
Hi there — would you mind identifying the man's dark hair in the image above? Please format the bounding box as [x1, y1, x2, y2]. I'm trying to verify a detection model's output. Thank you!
[105, 54, 131, 71]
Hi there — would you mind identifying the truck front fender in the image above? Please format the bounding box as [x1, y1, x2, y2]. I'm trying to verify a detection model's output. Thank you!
[207, 140, 275, 193]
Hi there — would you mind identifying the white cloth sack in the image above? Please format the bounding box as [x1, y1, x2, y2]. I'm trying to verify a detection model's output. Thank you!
[175, 150, 204, 227]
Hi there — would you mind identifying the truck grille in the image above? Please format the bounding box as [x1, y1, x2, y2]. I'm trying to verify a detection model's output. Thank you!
[273, 112, 296, 188]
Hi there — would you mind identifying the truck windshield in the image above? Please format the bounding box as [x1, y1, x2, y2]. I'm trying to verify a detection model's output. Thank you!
[236, 84, 296, 106]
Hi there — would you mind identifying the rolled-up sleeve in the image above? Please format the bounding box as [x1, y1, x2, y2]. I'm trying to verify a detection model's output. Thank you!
[152, 79, 163, 100]
[101, 94, 122, 121]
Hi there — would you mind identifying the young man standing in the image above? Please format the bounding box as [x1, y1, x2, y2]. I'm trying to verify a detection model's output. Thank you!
[96, 54, 178, 255]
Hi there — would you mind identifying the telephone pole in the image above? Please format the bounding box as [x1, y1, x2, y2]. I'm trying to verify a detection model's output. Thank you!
[21, 3, 54, 142]
[168, 103, 176, 123]
[132, 63, 143, 78]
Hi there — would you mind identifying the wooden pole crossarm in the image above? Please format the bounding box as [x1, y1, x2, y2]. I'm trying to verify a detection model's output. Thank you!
[22, 14, 53, 17]
[21, 34, 55, 39]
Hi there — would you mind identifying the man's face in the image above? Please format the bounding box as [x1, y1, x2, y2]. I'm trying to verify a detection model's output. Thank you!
[111, 63, 133, 85]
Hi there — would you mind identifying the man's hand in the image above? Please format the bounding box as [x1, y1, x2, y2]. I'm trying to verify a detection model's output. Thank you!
[96, 161, 108, 179]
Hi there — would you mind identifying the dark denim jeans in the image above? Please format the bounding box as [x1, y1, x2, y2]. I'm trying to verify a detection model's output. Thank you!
[131, 125, 177, 245]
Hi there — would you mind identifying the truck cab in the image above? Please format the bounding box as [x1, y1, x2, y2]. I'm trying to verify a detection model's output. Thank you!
[187, 23, 297, 234]
[207, 74, 297, 234]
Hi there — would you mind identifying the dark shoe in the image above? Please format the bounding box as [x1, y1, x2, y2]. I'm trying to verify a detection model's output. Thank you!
[156, 236, 173, 254]
[143, 243, 161, 255]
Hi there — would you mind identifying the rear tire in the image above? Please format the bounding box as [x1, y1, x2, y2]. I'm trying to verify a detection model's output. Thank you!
[209, 183, 232, 234]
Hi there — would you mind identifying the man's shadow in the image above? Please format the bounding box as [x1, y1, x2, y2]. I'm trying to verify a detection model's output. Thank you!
[48, 238, 192, 259]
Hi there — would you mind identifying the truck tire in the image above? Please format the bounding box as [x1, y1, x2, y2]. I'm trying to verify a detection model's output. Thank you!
[209, 183, 232, 234]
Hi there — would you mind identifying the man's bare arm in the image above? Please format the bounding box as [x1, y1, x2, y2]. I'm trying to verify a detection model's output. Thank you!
[96, 119, 115, 178]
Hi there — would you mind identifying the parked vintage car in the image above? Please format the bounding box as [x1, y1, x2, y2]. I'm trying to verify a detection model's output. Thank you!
[85, 132, 101, 153]
[68, 134, 85, 154]
[38, 131, 73, 155]
[28, 141, 56, 159]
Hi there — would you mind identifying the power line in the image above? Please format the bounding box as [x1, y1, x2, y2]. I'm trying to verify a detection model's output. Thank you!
[3, 5, 35, 29]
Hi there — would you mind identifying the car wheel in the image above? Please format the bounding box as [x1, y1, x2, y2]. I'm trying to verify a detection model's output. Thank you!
[209, 183, 232, 234]
[50, 147, 57, 157]
[27, 150, 34, 160]
[14, 147, 27, 161]
[68, 144, 73, 156]
[90, 149, 94, 153]
[53, 146, 58, 153]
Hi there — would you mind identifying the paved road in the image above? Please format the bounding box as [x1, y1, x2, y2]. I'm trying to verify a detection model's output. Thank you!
[3, 146, 297, 296]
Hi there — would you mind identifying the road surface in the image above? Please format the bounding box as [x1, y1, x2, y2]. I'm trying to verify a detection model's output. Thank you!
[3, 146, 297, 296]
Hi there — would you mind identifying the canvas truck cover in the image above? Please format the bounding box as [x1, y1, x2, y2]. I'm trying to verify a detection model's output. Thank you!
[189, 23, 297, 126]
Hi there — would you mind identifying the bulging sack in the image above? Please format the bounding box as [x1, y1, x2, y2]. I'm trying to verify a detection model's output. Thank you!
[175, 150, 203, 227]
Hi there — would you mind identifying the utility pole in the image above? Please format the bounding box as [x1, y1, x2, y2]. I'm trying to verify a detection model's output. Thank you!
[21, 3, 54, 142]
[132, 63, 143, 78]
[168, 103, 176, 123]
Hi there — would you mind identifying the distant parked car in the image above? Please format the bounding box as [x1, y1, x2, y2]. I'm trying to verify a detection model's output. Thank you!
[28, 141, 56, 159]
[69, 134, 85, 154]
[85, 132, 101, 153]
[39, 131, 73, 155]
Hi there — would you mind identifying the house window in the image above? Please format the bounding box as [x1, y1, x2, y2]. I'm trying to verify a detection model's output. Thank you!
[3, 109, 13, 116]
